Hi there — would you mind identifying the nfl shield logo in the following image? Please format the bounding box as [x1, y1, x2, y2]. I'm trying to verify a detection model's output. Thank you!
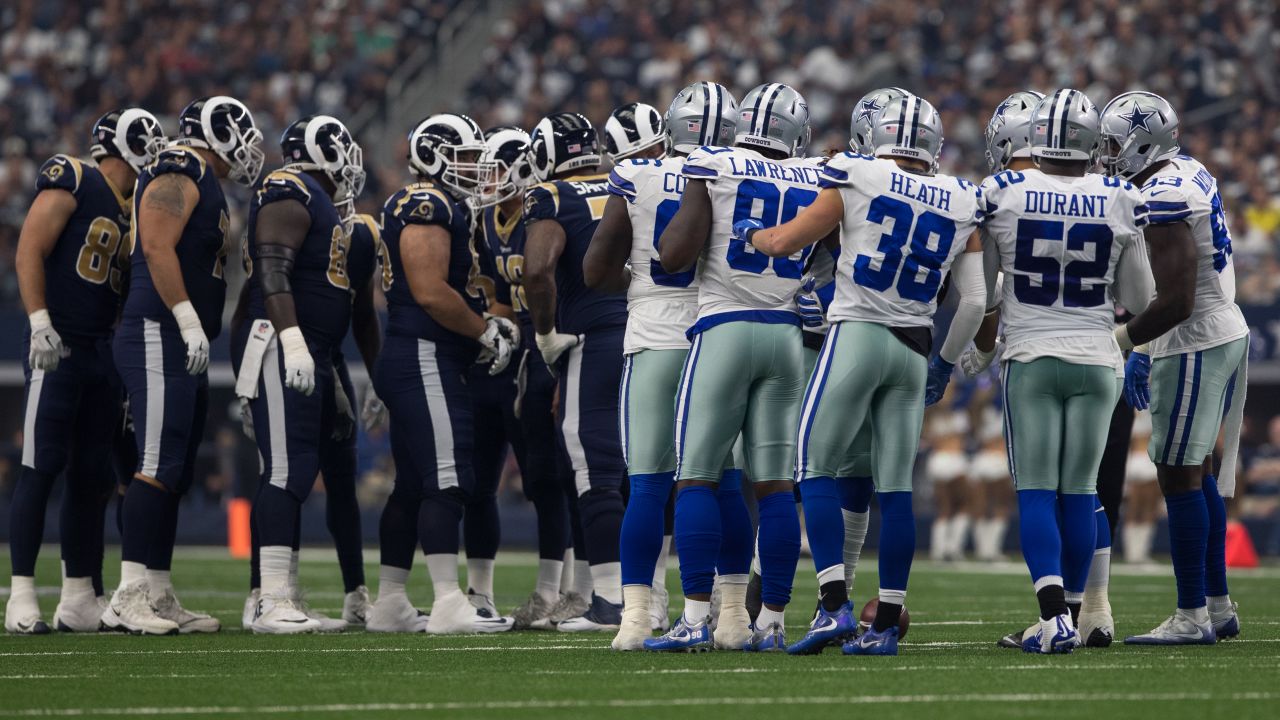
[258, 321, 271, 333]
[1067, 127, 1079, 139]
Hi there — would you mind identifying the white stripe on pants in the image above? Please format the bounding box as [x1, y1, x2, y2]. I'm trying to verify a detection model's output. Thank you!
[562, 343, 590, 496]
[141, 319, 165, 478]
[21, 368, 45, 468]
[262, 340, 290, 489]
[417, 339, 458, 490]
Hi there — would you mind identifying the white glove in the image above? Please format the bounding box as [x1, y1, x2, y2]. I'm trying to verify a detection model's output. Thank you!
[238, 397, 255, 440]
[171, 300, 209, 375]
[362, 388, 388, 431]
[959, 342, 999, 377]
[332, 369, 355, 441]
[28, 309, 65, 372]
[536, 329, 581, 367]
[277, 326, 315, 396]
[478, 316, 515, 375]
[484, 312, 522, 349]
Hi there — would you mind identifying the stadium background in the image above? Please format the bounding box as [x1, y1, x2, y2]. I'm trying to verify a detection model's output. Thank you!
[0, 0, 1277, 555]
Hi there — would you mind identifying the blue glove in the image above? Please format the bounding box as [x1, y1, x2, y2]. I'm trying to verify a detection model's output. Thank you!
[924, 355, 954, 407]
[1124, 351, 1151, 410]
[732, 217, 765, 245]
[795, 276, 824, 328]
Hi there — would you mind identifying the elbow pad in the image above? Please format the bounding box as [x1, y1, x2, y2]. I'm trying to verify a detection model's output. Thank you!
[257, 243, 297, 297]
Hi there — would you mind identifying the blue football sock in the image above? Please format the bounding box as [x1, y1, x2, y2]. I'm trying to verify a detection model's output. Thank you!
[876, 491, 915, 592]
[9, 467, 55, 576]
[119, 480, 167, 567]
[836, 476, 874, 513]
[378, 485, 421, 571]
[674, 486, 720, 596]
[1059, 494, 1096, 595]
[324, 469, 366, 593]
[756, 490, 801, 607]
[1017, 489, 1062, 586]
[417, 492, 464, 557]
[1094, 495, 1112, 551]
[1164, 488, 1209, 609]
[800, 476, 843, 575]
[716, 469, 753, 577]
[1201, 474, 1229, 598]
[619, 472, 673, 586]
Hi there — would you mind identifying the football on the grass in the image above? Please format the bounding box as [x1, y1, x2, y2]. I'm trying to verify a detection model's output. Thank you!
[858, 598, 910, 639]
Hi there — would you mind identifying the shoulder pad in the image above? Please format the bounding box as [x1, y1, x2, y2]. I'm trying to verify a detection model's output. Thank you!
[682, 146, 732, 179]
[607, 165, 639, 201]
[352, 213, 381, 244]
[817, 151, 865, 188]
[391, 185, 455, 226]
[256, 170, 312, 208]
[523, 182, 561, 222]
[1139, 176, 1194, 225]
[35, 154, 84, 194]
[150, 148, 206, 182]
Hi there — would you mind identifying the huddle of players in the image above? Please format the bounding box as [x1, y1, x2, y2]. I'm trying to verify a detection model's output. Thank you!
[5, 79, 1246, 652]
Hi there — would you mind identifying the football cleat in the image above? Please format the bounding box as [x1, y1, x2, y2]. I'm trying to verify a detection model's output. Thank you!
[1211, 602, 1240, 640]
[713, 602, 753, 650]
[743, 621, 787, 652]
[1025, 613, 1079, 654]
[427, 590, 514, 634]
[643, 614, 713, 652]
[547, 591, 590, 627]
[650, 584, 671, 632]
[101, 583, 179, 635]
[558, 593, 622, 632]
[5, 591, 50, 635]
[251, 594, 322, 635]
[365, 594, 430, 633]
[1077, 609, 1115, 648]
[511, 591, 557, 630]
[612, 603, 653, 651]
[843, 624, 899, 656]
[293, 592, 347, 633]
[54, 589, 106, 633]
[467, 589, 515, 627]
[998, 622, 1040, 649]
[242, 589, 260, 629]
[1124, 612, 1216, 645]
[151, 586, 221, 634]
[343, 586, 371, 625]
[787, 602, 856, 655]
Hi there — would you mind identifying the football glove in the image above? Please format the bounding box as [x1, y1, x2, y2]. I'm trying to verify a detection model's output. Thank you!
[536, 329, 581, 367]
[27, 309, 65, 372]
[959, 342, 999, 377]
[361, 388, 388, 431]
[277, 326, 315, 396]
[1123, 351, 1152, 410]
[485, 312, 521, 348]
[478, 316, 515, 375]
[172, 300, 210, 375]
[732, 217, 765, 246]
[794, 276, 824, 328]
[924, 355, 955, 407]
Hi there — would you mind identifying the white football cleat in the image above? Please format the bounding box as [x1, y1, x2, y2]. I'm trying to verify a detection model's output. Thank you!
[427, 590, 514, 634]
[650, 584, 670, 632]
[292, 592, 347, 633]
[1124, 612, 1216, 645]
[1211, 602, 1240, 640]
[243, 589, 260, 629]
[343, 586, 371, 625]
[101, 583, 179, 635]
[511, 591, 557, 630]
[5, 588, 50, 635]
[558, 594, 622, 632]
[611, 603, 652, 651]
[467, 590, 514, 627]
[54, 588, 105, 633]
[713, 603, 752, 650]
[547, 591, 589, 627]
[151, 586, 220, 634]
[251, 593, 322, 634]
[366, 594, 430, 633]
[1077, 609, 1115, 648]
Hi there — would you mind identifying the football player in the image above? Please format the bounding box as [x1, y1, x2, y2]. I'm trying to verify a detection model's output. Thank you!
[472, 126, 576, 629]
[106, 96, 263, 634]
[523, 112, 629, 632]
[1101, 92, 1249, 644]
[368, 114, 516, 634]
[584, 88, 755, 651]
[651, 83, 821, 652]
[8, 109, 165, 634]
[747, 94, 987, 655]
[978, 90, 1154, 653]
[231, 115, 366, 633]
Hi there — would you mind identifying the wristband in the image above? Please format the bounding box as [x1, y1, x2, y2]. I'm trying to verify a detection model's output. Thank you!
[29, 309, 52, 331]
[1114, 323, 1134, 352]
[277, 326, 307, 356]
[171, 300, 202, 334]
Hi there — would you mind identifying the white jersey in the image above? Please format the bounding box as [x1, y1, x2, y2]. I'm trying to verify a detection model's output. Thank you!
[608, 156, 697, 354]
[1139, 155, 1249, 359]
[982, 168, 1149, 372]
[820, 152, 983, 328]
[682, 146, 824, 331]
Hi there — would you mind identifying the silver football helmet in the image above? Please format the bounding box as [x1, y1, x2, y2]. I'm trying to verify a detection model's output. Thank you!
[868, 94, 944, 171]
[984, 91, 1046, 173]
[735, 83, 811, 158]
[1099, 91, 1181, 179]
[850, 87, 910, 154]
[665, 81, 738, 154]
[1029, 89, 1101, 164]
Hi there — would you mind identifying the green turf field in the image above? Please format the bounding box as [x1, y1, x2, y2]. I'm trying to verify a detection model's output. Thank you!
[2, 548, 1278, 719]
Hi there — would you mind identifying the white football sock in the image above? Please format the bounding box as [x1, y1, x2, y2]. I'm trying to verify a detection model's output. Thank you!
[10, 575, 36, 601]
[1177, 606, 1210, 624]
[535, 559, 562, 603]
[841, 509, 869, 592]
[377, 565, 409, 601]
[590, 561, 622, 604]
[1207, 595, 1234, 615]
[61, 575, 94, 600]
[425, 553, 461, 597]
[119, 561, 146, 589]
[683, 598, 711, 623]
[1082, 548, 1112, 614]
[622, 585, 651, 616]
[652, 535, 671, 591]
[145, 569, 173, 594]
[572, 559, 593, 598]
[559, 548, 575, 593]
[717, 577, 747, 619]
[756, 606, 785, 629]
[467, 558, 495, 599]
[260, 546, 292, 597]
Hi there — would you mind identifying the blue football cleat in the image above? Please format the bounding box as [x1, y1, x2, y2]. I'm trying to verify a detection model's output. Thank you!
[787, 602, 855, 655]
[643, 614, 712, 652]
[843, 624, 899, 656]
[743, 621, 787, 652]
[1211, 603, 1240, 640]
[1024, 614, 1079, 654]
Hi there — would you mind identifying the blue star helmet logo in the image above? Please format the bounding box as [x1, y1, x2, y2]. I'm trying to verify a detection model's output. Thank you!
[1122, 105, 1156, 134]
[856, 98, 883, 124]
[993, 99, 1015, 117]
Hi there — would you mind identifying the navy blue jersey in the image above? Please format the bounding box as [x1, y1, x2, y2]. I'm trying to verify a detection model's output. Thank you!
[348, 213, 380, 299]
[523, 173, 627, 334]
[380, 181, 484, 344]
[242, 169, 351, 349]
[32, 155, 132, 341]
[479, 204, 527, 324]
[123, 147, 230, 339]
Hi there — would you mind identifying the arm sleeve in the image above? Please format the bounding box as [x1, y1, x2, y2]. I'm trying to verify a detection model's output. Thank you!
[1114, 235, 1155, 314]
[938, 251, 987, 363]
